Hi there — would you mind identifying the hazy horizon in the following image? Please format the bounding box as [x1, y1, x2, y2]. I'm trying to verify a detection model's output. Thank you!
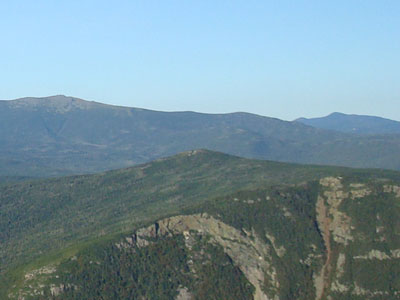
[2, 94, 400, 122]
[1, 1, 399, 121]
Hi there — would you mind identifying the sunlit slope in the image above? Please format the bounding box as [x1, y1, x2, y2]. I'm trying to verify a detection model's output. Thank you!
[2, 153, 400, 299]
[1, 149, 351, 276]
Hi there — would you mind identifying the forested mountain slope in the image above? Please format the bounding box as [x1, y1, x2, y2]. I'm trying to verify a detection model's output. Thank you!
[1, 150, 400, 299]
[0, 150, 340, 276]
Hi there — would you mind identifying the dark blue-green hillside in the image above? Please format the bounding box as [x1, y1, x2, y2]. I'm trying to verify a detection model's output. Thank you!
[296, 112, 400, 135]
[1, 95, 400, 178]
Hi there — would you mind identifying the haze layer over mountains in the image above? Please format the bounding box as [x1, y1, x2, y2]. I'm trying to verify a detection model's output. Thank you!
[296, 112, 400, 135]
[1, 95, 400, 178]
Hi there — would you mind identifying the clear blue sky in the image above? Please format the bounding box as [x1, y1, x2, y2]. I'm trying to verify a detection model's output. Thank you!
[1, 1, 399, 120]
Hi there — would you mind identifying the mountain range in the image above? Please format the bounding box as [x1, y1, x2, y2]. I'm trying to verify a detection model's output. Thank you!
[1, 95, 400, 178]
[2, 95, 400, 299]
[296, 112, 400, 135]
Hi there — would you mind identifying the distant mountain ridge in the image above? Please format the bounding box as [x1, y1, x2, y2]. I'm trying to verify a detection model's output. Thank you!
[296, 112, 400, 135]
[1, 95, 400, 176]
[6, 95, 101, 111]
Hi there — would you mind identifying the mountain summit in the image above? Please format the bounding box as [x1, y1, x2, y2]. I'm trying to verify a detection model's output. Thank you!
[5, 95, 112, 113]
[296, 112, 400, 135]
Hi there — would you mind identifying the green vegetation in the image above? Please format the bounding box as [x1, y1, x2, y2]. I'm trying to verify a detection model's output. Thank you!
[185, 184, 324, 299]
[28, 235, 253, 300]
[2, 150, 400, 299]
[1, 150, 347, 276]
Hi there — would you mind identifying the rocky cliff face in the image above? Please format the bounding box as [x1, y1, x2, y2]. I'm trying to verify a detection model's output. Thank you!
[9, 177, 400, 300]
[315, 177, 400, 299]
[121, 213, 279, 300]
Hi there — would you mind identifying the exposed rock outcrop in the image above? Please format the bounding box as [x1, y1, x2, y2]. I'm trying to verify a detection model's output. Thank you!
[384, 185, 400, 198]
[315, 177, 354, 300]
[354, 249, 400, 260]
[175, 287, 193, 300]
[122, 213, 278, 300]
[9, 176, 400, 300]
